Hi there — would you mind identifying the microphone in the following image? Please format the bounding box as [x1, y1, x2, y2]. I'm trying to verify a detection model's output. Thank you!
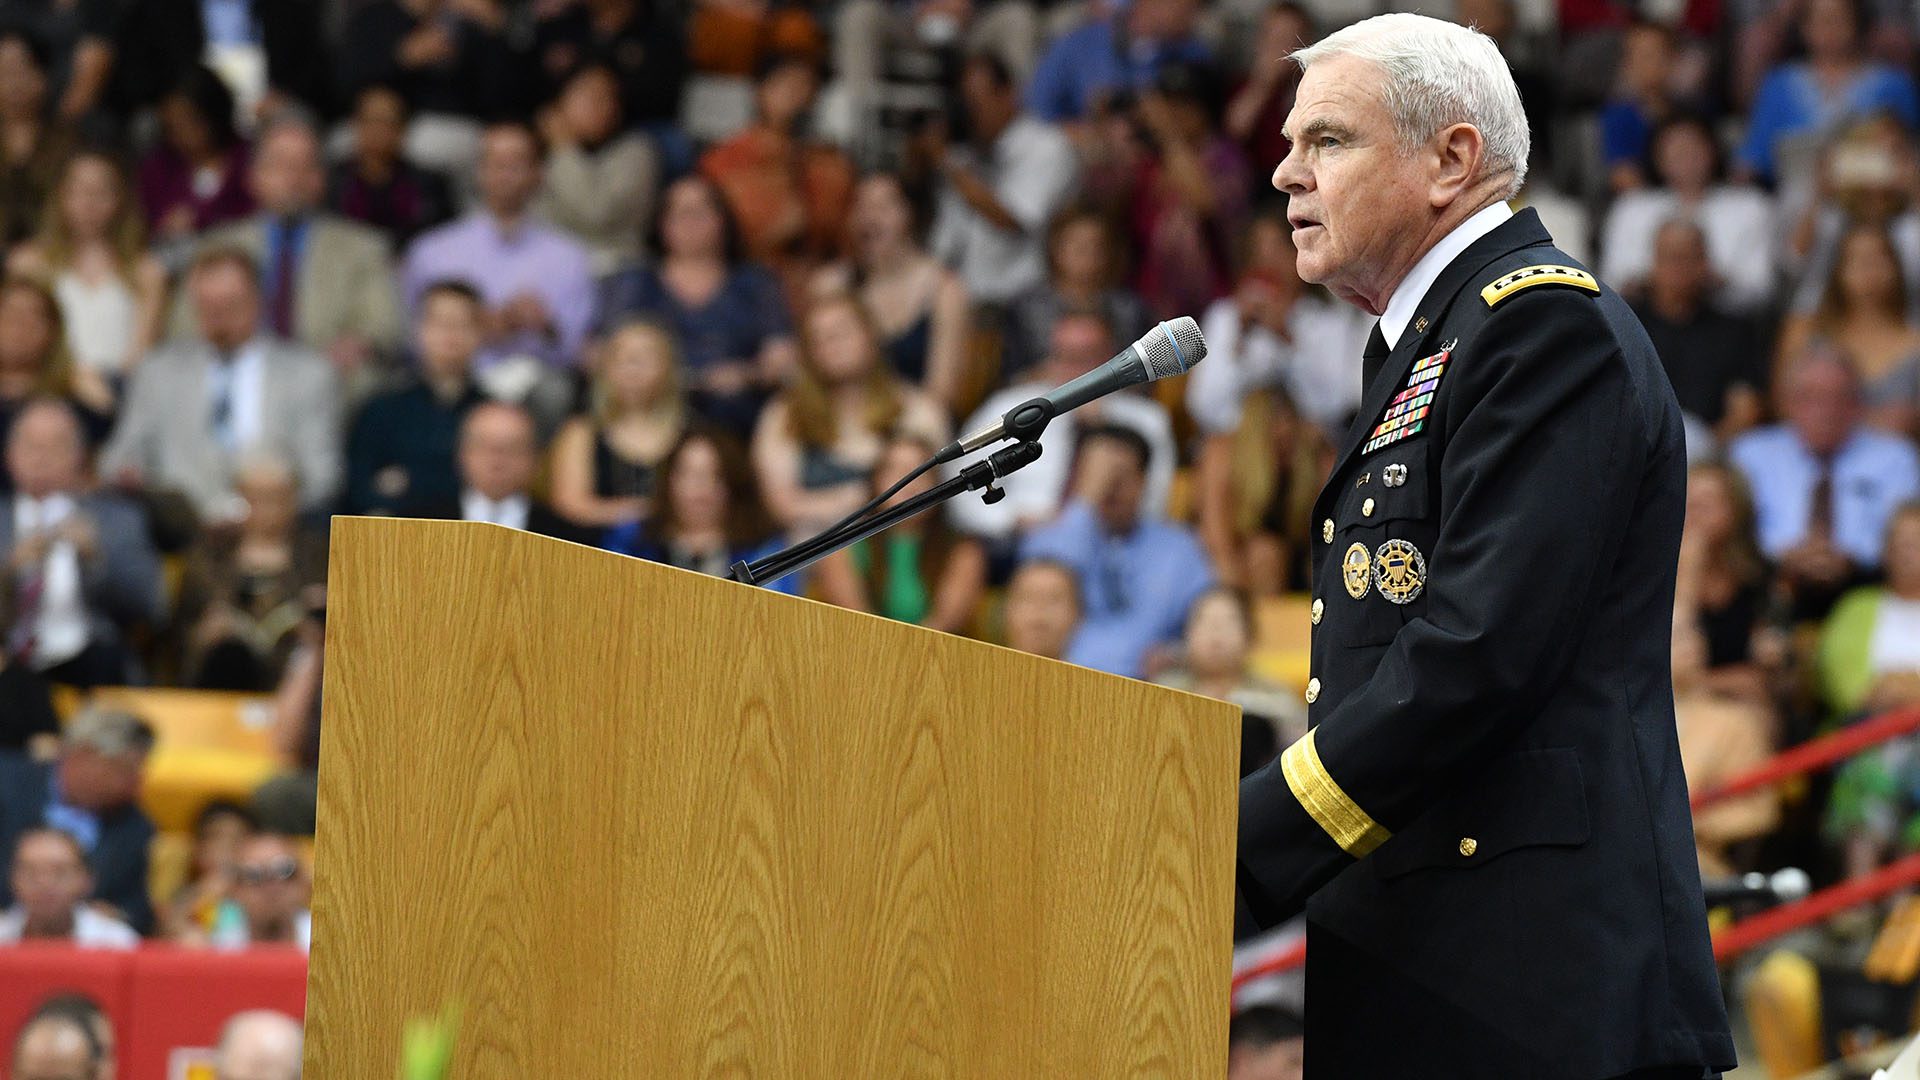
[935, 317, 1207, 463]
[1700, 867, 1811, 907]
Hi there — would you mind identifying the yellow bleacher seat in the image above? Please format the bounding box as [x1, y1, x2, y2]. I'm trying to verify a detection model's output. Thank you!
[1251, 594, 1313, 692]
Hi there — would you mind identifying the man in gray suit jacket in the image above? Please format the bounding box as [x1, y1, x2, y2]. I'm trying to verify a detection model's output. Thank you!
[3, 400, 163, 687]
[172, 114, 403, 382]
[102, 247, 343, 519]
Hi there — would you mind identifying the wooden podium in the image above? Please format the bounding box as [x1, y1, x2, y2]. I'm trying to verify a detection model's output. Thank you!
[306, 518, 1241, 1077]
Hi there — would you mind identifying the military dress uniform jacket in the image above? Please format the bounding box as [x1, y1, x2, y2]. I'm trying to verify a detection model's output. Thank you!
[1236, 209, 1736, 1079]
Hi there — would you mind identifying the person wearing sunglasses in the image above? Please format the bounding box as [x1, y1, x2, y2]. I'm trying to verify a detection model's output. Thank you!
[208, 832, 309, 951]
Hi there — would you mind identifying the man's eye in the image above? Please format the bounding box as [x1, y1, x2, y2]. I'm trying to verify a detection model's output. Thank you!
[1319, 136, 1340, 149]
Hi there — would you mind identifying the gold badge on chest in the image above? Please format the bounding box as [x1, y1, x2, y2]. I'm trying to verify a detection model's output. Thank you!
[1343, 542, 1372, 599]
[1373, 539, 1427, 604]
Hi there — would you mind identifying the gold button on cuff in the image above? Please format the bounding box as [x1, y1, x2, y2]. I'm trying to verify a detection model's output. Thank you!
[1310, 598, 1324, 625]
[1305, 677, 1321, 705]
[1459, 837, 1478, 857]
[1362, 497, 1376, 517]
[1322, 519, 1335, 543]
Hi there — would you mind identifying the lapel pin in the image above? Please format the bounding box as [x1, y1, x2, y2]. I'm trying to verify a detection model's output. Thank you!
[1413, 316, 1429, 333]
[1383, 463, 1408, 488]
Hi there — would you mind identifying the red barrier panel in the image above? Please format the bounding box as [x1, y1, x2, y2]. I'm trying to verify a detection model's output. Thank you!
[0, 946, 306, 1079]
[1713, 852, 1920, 963]
[1692, 707, 1920, 810]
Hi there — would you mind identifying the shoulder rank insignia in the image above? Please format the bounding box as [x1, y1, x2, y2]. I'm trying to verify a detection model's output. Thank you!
[1361, 347, 1449, 455]
[1480, 265, 1600, 307]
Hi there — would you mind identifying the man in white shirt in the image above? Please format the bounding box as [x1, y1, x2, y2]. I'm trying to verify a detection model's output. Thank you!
[0, 827, 139, 948]
[1187, 266, 1371, 439]
[3, 399, 163, 687]
[929, 54, 1079, 304]
[947, 311, 1175, 544]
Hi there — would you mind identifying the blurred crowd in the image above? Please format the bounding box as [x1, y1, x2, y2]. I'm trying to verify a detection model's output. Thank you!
[0, 0, 1917, 1071]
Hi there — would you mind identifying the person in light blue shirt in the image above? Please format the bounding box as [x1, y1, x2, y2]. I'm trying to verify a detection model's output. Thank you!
[1019, 424, 1214, 678]
[1728, 349, 1920, 587]
[1737, 0, 1920, 183]
[1023, 0, 1212, 123]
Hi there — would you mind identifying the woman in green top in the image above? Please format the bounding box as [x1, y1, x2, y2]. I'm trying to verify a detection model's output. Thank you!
[816, 433, 987, 634]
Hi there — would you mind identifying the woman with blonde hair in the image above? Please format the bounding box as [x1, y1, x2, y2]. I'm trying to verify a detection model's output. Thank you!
[752, 292, 946, 535]
[0, 276, 112, 453]
[549, 320, 690, 529]
[1776, 221, 1920, 435]
[9, 149, 167, 389]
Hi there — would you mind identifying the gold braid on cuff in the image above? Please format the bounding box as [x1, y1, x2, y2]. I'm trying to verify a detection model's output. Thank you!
[1280, 728, 1391, 857]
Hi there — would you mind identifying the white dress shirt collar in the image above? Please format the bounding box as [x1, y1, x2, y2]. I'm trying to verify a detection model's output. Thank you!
[1379, 201, 1513, 350]
[462, 490, 531, 531]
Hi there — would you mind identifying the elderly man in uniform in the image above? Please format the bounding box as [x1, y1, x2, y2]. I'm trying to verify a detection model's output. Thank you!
[1234, 14, 1736, 1079]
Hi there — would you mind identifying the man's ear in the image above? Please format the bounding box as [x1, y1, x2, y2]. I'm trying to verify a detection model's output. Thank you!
[1429, 122, 1488, 208]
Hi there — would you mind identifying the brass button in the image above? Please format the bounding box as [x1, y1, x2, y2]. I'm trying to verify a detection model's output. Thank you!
[1310, 598, 1324, 625]
[1322, 518, 1334, 543]
[1459, 837, 1478, 857]
[1362, 497, 1376, 517]
[1305, 677, 1321, 705]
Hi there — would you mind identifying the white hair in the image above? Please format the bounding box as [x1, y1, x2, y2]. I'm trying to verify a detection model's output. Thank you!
[1291, 13, 1531, 197]
[217, 1009, 304, 1080]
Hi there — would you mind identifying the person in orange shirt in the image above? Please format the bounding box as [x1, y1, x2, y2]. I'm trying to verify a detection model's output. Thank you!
[700, 52, 854, 293]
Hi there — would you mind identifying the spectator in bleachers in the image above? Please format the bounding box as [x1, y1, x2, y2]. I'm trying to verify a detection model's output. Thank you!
[136, 65, 253, 248]
[1019, 423, 1212, 678]
[0, 277, 113, 465]
[816, 433, 987, 632]
[1821, 503, 1920, 878]
[175, 456, 327, 691]
[189, 115, 404, 390]
[1005, 205, 1152, 379]
[345, 280, 490, 517]
[1223, 3, 1315, 173]
[813, 172, 971, 409]
[831, 0, 1040, 135]
[1817, 501, 1920, 720]
[210, 833, 310, 950]
[1782, 114, 1920, 313]
[1738, 0, 1920, 187]
[162, 799, 256, 945]
[8, 150, 169, 390]
[1187, 206, 1369, 440]
[536, 63, 658, 278]
[403, 121, 596, 375]
[1675, 462, 1780, 706]
[326, 85, 456, 252]
[101, 247, 343, 519]
[1630, 219, 1768, 443]
[9, 1004, 104, 1080]
[214, 1009, 302, 1080]
[1600, 115, 1778, 314]
[1598, 20, 1682, 194]
[533, 0, 689, 135]
[1778, 222, 1920, 436]
[336, 0, 523, 175]
[702, 51, 855, 281]
[1153, 587, 1303, 741]
[0, 706, 156, 934]
[0, 28, 74, 251]
[952, 310, 1175, 548]
[928, 53, 1079, 306]
[599, 174, 797, 432]
[549, 320, 687, 531]
[405, 401, 594, 544]
[1195, 386, 1330, 595]
[687, 0, 824, 81]
[605, 428, 794, 589]
[0, 826, 138, 947]
[1114, 61, 1250, 320]
[26, 993, 113, 1080]
[1227, 1004, 1304, 1080]
[3, 398, 163, 688]
[752, 291, 948, 535]
[1730, 346, 1920, 610]
[1023, 0, 1209, 125]
[1002, 557, 1080, 661]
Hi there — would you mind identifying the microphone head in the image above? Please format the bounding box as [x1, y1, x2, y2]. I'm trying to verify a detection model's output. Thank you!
[1141, 317, 1207, 381]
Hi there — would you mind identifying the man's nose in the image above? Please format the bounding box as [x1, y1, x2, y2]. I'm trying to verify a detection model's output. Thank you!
[1272, 149, 1308, 194]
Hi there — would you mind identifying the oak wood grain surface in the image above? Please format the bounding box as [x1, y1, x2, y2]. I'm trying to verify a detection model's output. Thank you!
[307, 518, 1239, 1078]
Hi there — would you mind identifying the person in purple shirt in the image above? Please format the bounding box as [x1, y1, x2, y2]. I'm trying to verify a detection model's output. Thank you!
[1024, 0, 1212, 124]
[1738, 0, 1920, 184]
[401, 120, 595, 371]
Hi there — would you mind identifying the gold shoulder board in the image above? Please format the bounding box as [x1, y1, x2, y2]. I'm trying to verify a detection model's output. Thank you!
[1480, 265, 1600, 307]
